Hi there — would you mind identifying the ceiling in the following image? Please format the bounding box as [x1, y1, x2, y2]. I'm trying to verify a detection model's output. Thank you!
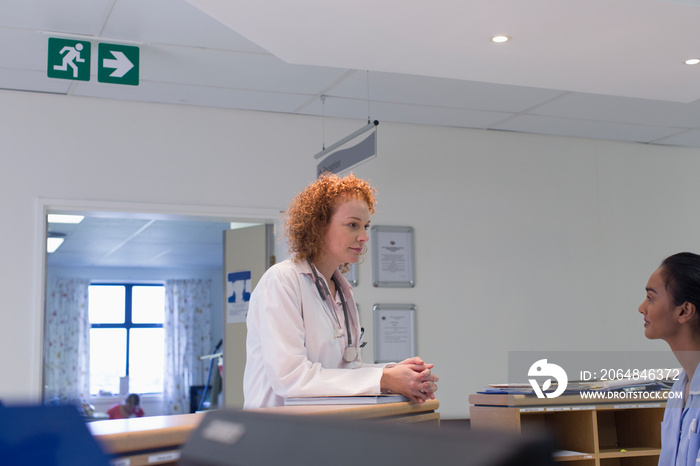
[47, 215, 237, 269]
[10, 0, 700, 267]
[4, 0, 700, 148]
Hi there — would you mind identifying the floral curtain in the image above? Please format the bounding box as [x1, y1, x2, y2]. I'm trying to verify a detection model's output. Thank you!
[44, 278, 91, 406]
[164, 279, 212, 415]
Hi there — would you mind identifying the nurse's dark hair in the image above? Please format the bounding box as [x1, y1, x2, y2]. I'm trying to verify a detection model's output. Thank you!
[659, 252, 700, 309]
[284, 172, 376, 263]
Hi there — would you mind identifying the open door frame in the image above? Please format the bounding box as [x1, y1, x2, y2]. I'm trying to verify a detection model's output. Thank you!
[222, 224, 275, 408]
[35, 198, 280, 402]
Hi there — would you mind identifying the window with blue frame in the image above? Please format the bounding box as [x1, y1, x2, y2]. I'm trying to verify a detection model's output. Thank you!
[88, 284, 165, 395]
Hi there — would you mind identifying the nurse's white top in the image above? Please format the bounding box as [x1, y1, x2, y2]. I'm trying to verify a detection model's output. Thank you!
[243, 258, 384, 408]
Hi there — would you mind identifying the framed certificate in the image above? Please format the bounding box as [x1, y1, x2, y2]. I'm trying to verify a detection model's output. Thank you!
[370, 225, 415, 287]
[373, 304, 417, 363]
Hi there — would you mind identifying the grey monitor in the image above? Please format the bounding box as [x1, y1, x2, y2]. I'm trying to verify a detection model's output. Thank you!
[180, 408, 554, 466]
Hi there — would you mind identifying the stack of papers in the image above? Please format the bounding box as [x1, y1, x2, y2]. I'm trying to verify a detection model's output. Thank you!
[284, 394, 410, 406]
[479, 380, 668, 396]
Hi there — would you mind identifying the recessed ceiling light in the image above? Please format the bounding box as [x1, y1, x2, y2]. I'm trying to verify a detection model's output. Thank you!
[47, 237, 64, 253]
[491, 35, 511, 44]
[48, 214, 84, 224]
[684, 58, 700, 65]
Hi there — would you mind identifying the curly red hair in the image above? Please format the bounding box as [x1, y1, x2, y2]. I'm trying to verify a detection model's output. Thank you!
[284, 173, 377, 263]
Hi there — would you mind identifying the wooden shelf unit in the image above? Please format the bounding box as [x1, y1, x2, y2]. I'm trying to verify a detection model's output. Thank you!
[469, 393, 664, 466]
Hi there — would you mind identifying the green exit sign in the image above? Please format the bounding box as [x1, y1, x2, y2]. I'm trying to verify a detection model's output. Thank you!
[98, 43, 139, 86]
[47, 38, 91, 81]
[47, 37, 139, 86]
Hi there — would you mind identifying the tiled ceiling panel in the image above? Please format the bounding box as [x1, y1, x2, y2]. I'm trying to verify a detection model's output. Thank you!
[6, 0, 700, 268]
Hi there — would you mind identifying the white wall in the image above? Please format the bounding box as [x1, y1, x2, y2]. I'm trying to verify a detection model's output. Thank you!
[1, 88, 697, 419]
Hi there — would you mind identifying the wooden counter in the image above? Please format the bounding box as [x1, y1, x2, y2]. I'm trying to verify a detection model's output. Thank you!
[89, 399, 439, 465]
[247, 398, 440, 422]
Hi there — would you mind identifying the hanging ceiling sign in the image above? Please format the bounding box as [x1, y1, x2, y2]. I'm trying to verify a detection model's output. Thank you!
[316, 123, 378, 177]
[47, 38, 91, 81]
[98, 43, 139, 85]
[47, 37, 140, 86]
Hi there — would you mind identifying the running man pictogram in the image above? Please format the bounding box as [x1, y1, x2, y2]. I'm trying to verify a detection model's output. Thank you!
[53, 43, 85, 78]
[47, 38, 91, 81]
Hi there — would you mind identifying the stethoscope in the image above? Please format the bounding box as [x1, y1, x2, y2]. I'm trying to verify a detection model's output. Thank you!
[308, 259, 358, 362]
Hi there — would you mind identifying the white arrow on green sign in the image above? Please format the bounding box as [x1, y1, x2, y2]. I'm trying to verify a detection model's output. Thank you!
[103, 51, 133, 78]
[98, 43, 139, 86]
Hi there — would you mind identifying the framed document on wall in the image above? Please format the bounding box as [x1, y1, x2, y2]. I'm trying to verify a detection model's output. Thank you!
[370, 225, 415, 287]
[373, 304, 417, 363]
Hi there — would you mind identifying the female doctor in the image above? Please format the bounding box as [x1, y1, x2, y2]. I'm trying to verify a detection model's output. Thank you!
[243, 173, 439, 409]
[639, 252, 700, 465]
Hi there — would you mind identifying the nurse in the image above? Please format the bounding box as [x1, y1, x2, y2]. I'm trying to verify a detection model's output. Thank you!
[243, 173, 439, 409]
[639, 252, 700, 465]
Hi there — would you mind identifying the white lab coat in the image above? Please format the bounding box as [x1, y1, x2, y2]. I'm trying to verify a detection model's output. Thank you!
[243, 258, 384, 408]
[659, 362, 700, 466]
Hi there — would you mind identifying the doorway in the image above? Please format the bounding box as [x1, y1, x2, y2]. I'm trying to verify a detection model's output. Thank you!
[40, 200, 280, 416]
